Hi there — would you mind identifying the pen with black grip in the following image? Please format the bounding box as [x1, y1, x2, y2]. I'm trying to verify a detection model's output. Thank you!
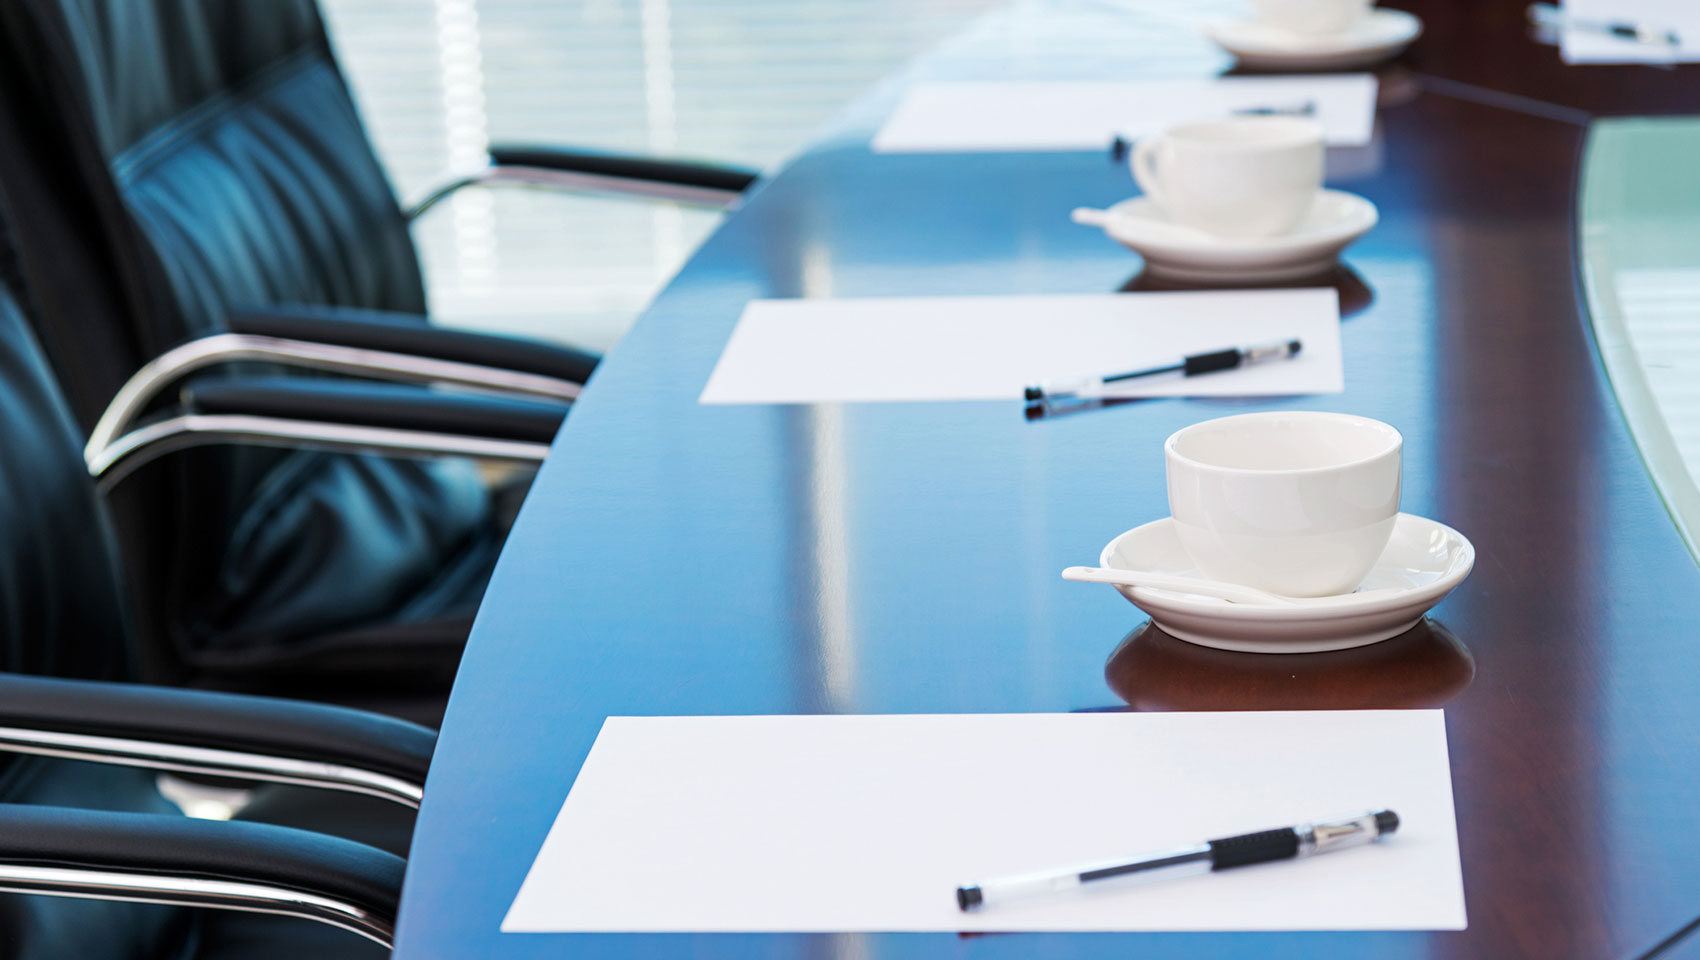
[1024, 337, 1302, 403]
[957, 810, 1398, 911]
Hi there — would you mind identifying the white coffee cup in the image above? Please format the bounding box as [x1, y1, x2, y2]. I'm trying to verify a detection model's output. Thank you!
[1251, 0, 1375, 35]
[1164, 411, 1402, 597]
[1131, 116, 1324, 239]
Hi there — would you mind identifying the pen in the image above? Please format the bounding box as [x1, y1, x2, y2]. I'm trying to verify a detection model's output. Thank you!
[956, 809, 1399, 911]
[1526, 3, 1681, 48]
[1024, 337, 1302, 402]
[1232, 100, 1318, 117]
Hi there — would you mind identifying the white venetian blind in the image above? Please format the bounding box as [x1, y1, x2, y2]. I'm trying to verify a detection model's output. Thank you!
[318, 0, 1000, 352]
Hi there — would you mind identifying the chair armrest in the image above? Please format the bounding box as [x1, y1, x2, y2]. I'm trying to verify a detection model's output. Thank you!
[228, 304, 599, 385]
[89, 413, 551, 491]
[183, 378, 567, 444]
[86, 321, 586, 461]
[0, 674, 433, 807]
[0, 804, 400, 946]
[408, 144, 759, 216]
[89, 380, 557, 490]
[489, 144, 759, 193]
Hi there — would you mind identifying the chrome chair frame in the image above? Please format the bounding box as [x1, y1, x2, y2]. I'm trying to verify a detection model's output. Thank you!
[85, 332, 579, 467]
[0, 863, 394, 946]
[0, 726, 423, 808]
[90, 412, 550, 492]
[406, 163, 747, 220]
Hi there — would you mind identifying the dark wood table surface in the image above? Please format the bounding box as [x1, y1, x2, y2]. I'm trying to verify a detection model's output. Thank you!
[394, 2, 1700, 957]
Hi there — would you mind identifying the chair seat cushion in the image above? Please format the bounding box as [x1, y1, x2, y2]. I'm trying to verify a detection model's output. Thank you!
[0, 759, 193, 960]
[0, 761, 409, 960]
[192, 911, 387, 960]
[236, 785, 416, 860]
[192, 779, 420, 959]
[181, 449, 500, 676]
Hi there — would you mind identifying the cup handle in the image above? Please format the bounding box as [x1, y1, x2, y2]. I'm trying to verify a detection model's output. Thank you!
[1130, 136, 1167, 208]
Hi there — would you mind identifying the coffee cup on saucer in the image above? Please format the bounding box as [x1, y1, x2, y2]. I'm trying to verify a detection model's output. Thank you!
[1164, 411, 1402, 598]
[1130, 116, 1323, 239]
[1251, 0, 1375, 35]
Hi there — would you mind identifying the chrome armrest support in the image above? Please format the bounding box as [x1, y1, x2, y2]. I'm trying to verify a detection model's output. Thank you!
[0, 725, 422, 809]
[86, 332, 579, 464]
[90, 414, 550, 493]
[0, 863, 393, 947]
[407, 164, 745, 219]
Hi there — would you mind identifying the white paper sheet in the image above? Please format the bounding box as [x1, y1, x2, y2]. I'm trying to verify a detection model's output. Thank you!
[503, 711, 1465, 933]
[698, 290, 1343, 405]
[1561, 0, 1700, 63]
[871, 75, 1378, 152]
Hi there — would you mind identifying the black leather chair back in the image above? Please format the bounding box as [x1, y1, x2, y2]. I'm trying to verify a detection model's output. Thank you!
[17, 0, 427, 357]
[0, 229, 195, 960]
[0, 0, 498, 678]
[0, 246, 132, 683]
[0, 268, 397, 958]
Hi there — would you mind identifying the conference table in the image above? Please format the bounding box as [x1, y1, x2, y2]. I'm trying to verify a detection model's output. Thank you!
[393, 1, 1700, 957]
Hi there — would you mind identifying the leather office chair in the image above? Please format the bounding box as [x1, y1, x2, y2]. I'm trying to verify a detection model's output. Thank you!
[0, 187, 567, 733]
[0, 265, 429, 958]
[0, 0, 757, 706]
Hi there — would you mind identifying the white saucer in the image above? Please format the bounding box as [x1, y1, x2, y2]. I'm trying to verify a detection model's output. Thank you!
[1095, 513, 1474, 654]
[1076, 189, 1377, 283]
[1203, 9, 1423, 71]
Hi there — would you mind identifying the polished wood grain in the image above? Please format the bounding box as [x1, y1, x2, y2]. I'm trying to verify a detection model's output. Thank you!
[1106, 621, 1476, 711]
[396, 5, 1700, 958]
[1390, 0, 1700, 117]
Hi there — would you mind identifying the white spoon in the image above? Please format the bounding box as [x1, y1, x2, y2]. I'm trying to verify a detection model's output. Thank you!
[1062, 566, 1409, 607]
[1062, 566, 1299, 605]
[1070, 206, 1222, 245]
[1070, 207, 1115, 228]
